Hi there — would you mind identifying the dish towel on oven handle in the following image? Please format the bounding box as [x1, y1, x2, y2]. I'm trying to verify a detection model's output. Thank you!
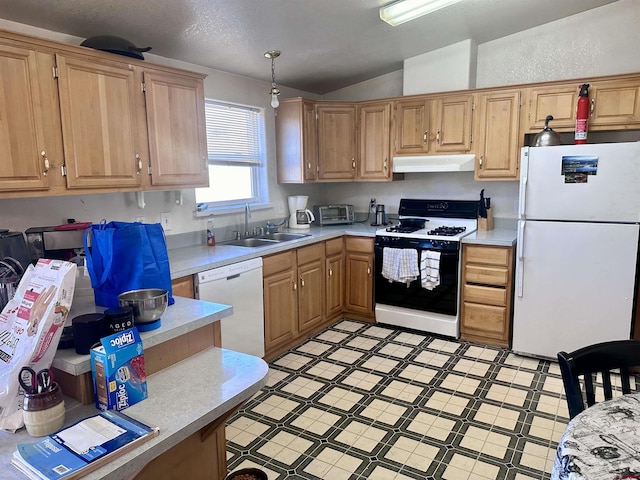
[382, 247, 419, 285]
[420, 250, 441, 290]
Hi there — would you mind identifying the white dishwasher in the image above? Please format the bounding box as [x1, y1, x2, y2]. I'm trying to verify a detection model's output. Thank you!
[195, 257, 265, 357]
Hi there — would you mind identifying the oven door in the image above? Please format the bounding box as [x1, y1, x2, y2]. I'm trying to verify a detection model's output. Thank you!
[374, 244, 460, 316]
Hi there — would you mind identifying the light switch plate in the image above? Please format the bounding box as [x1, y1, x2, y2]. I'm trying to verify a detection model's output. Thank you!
[160, 212, 172, 231]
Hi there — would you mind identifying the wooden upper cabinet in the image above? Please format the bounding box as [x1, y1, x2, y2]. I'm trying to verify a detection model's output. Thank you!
[303, 101, 319, 181]
[525, 84, 578, 131]
[589, 79, 640, 127]
[358, 101, 391, 181]
[394, 98, 430, 154]
[432, 94, 473, 153]
[317, 104, 357, 180]
[475, 89, 522, 181]
[275, 98, 317, 183]
[0, 30, 209, 198]
[0, 44, 53, 192]
[525, 78, 640, 132]
[143, 70, 208, 187]
[56, 54, 142, 189]
[394, 94, 472, 156]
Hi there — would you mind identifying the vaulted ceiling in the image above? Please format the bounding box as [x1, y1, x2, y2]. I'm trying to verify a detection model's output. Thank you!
[0, 0, 619, 94]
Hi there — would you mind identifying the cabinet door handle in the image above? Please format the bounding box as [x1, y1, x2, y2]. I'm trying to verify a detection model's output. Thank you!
[293, 280, 297, 291]
[300, 277, 305, 288]
[136, 154, 142, 174]
[307, 162, 311, 169]
[423, 131, 428, 144]
[328, 267, 333, 277]
[384, 157, 388, 171]
[352, 159, 356, 169]
[479, 155, 484, 169]
[41, 151, 50, 176]
[367, 265, 371, 276]
[590, 98, 595, 116]
[436, 130, 441, 144]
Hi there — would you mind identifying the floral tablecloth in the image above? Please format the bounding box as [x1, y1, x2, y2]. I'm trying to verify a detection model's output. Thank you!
[552, 394, 640, 479]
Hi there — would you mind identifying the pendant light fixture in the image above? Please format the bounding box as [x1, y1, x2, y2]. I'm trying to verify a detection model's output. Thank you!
[264, 50, 281, 109]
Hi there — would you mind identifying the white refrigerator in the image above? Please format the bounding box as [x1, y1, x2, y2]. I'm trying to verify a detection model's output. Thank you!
[512, 142, 640, 359]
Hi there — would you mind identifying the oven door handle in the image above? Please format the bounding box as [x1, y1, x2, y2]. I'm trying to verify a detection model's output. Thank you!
[516, 220, 525, 298]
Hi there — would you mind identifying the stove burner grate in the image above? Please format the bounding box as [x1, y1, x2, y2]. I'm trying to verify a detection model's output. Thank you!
[427, 226, 467, 236]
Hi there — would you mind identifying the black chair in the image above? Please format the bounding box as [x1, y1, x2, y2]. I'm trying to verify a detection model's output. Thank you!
[557, 340, 640, 419]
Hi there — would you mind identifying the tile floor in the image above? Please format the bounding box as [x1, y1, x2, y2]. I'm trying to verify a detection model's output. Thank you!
[226, 320, 570, 479]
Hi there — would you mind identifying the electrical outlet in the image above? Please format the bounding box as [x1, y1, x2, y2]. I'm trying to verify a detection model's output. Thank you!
[160, 212, 173, 231]
[369, 198, 377, 212]
[276, 201, 285, 214]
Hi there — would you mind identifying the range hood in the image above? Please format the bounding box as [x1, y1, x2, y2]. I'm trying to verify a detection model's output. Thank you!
[392, 154, 475, 173]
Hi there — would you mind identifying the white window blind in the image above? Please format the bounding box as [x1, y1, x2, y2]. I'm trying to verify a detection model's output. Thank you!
[205, 101, 262, 165]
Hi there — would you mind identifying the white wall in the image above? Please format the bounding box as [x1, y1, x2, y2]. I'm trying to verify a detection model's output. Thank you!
[476, 0, 640, 87]
[0, 19, 323, 239]
[403, 39, 477, 94]
[322, 70, 403, 101]
[323, 174, 518, 220]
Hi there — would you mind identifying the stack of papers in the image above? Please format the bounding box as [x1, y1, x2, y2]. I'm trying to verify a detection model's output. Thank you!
[12, 410, 158, 480]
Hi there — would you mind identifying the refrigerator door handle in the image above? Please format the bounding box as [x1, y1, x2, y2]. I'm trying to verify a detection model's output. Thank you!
[516, 221, 525, 298]
[518, 148, 529, 218]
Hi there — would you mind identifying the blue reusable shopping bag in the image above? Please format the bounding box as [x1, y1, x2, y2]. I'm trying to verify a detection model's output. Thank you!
[84, 221, 175, 308]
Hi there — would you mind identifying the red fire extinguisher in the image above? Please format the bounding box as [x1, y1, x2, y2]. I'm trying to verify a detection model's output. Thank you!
[575, 83, 590, 144]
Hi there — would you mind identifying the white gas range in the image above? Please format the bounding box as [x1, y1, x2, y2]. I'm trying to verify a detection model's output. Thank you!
[374, 199, 478, 338]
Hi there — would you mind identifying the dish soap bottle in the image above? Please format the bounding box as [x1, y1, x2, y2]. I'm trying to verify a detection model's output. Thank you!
[206, 218, 216, 246]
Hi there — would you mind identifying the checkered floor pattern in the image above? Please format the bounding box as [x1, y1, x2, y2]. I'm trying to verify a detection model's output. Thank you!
[226, 320, 570, 479]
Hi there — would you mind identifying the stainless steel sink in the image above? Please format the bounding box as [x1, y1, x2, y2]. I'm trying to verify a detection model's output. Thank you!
[258, 232, 311, 241]
[223, 232, 311, 248]
[224, 238, 279, 247]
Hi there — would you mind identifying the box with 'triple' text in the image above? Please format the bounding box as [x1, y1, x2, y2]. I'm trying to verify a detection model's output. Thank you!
[90, 327, 148, 411]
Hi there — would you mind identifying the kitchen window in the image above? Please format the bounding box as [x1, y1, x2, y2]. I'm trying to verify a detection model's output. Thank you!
[195, 100, 268, 212]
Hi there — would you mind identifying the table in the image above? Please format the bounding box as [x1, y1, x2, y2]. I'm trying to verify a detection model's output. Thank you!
[552, 394, 640, 479]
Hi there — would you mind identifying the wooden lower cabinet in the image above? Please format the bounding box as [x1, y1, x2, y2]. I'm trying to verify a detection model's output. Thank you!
[134, 419, 228, 480]
[263, 251, 298, 355]
[460, 244, 515, 347]
[171, 275, 195, 298]
[264, 237, 370, 359]
[263, 245, 329, 359]
[325, 237, 345, 321]
[297, 243, 325, 333]
[344, 237, 375, 320]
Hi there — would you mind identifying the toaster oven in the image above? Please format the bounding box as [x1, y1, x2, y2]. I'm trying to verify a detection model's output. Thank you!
[313, 205, 355, 225]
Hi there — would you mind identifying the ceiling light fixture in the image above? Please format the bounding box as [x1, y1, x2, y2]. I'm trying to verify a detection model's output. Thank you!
[264, 50, 281, 109]
[379, 0, 463, 26]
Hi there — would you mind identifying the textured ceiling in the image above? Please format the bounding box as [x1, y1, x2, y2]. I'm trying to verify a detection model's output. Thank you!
[0, 0, 619, 94]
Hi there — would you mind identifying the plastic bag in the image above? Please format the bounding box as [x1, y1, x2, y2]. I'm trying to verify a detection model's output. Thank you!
[0, 259, 76, 432]
[84, 221, 174, 308]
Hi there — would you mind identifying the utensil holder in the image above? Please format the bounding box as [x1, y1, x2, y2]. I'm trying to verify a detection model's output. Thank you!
[478, 208, 494, 231]
[23, 382, 65, 437]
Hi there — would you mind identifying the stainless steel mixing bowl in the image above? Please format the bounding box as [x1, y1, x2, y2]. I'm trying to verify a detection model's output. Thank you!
[117, 288, 168, 325]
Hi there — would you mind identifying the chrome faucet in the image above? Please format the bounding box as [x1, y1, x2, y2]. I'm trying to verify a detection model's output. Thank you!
[244, 203, 251, 237]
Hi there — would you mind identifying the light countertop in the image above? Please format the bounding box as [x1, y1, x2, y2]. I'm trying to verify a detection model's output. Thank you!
[54, 296, 233, 376]
[169, 223, 379, 278]
[169, 221, 517, 279]
[2, 347, 268, 480]
[461, 228, 517, 247]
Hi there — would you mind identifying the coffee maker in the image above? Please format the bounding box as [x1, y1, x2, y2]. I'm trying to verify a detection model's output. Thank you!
[288, 195, 315, 229]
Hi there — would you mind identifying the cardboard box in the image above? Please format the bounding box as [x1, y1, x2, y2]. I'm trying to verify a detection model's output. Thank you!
[90, 328, 148, 411]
